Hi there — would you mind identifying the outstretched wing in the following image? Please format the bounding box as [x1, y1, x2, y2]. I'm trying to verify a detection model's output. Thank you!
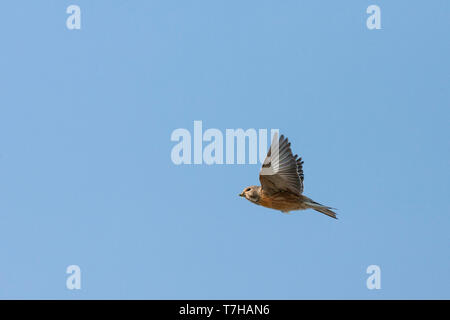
[259, 133, 304, 196]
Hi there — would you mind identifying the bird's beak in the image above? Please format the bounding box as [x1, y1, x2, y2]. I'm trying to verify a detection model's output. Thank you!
[239, 192, 244, 197]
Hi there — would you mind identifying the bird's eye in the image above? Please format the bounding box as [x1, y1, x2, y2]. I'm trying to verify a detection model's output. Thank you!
[245, 188, 251, 192]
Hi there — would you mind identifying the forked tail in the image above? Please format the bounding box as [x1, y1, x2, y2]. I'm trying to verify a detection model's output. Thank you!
[303, 197, 337, 219]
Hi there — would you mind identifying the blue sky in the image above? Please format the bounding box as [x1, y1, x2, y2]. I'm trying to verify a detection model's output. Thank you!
[0, 0, 449, 299]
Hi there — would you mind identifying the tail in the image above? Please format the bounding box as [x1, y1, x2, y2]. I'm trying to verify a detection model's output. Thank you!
[303, 197, 337, 219]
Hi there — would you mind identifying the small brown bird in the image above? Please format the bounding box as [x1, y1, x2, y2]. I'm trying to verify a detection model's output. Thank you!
[239, 133, 337, 219]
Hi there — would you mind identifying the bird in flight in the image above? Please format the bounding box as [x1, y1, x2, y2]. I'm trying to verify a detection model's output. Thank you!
[239, 133, 337, 219]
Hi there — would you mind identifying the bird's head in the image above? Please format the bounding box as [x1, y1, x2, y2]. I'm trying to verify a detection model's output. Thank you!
[239, 186, 261, 203]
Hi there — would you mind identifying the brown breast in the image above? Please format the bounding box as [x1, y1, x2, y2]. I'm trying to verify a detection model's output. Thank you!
[258, 190, 302, 211]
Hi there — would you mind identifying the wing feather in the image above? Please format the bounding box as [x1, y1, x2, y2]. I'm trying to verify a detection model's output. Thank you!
[259, 133, 304, 195]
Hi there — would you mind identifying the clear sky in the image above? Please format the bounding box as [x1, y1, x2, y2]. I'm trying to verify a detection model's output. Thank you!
[0, 0, 449, 299]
